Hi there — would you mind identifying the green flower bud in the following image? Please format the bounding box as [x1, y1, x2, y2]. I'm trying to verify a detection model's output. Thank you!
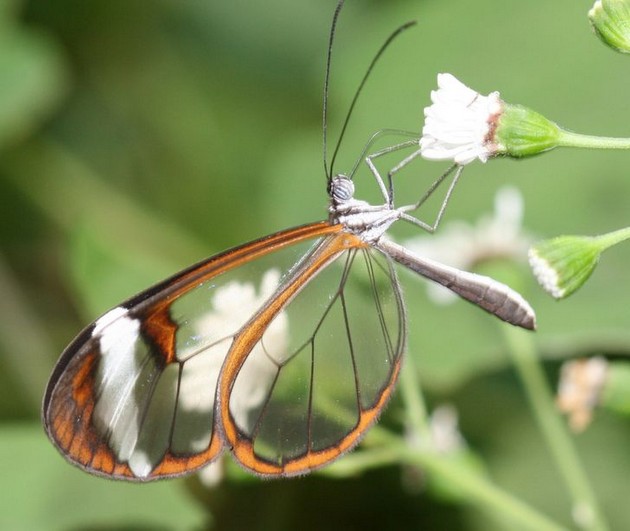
[529, 227, 630, 299]
[589, 0, 630, 53]
[528, 236, 602, 299]
[494, 104, 562, 158]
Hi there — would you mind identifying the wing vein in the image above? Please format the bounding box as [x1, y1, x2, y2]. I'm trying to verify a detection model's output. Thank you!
[365, 250, 395, 364]
[338, 252, 362, 420]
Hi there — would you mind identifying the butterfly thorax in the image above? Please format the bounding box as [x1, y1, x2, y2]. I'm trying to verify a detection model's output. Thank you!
[328, 175, 400, 243]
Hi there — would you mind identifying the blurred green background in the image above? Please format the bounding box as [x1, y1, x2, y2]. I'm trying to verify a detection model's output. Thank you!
[2, 0, 630, 529]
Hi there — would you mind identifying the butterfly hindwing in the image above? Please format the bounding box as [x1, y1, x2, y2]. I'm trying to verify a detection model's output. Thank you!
[220, 234, 406, 476]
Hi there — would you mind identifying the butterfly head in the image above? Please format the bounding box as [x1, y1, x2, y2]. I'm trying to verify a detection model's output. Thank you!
[328, 174, 355, 206]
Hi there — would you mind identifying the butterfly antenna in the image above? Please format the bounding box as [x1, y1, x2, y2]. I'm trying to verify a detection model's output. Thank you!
[322, 0, 345, 183]
[328, 19, 417, 180]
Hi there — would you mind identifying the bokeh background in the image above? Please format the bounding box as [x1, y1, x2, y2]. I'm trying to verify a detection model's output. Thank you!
[2, 0, 630, 529]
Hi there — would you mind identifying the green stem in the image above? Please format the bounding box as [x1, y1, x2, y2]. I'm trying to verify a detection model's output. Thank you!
[330, 427, 568, 531]
[557, 130, 630, 150]
[596, 226, 630, 251]
[322, 445, 406, 477]
[398, 358, 433, 443]
[502, 326, 609, 531]
[395, 444, 567, 531]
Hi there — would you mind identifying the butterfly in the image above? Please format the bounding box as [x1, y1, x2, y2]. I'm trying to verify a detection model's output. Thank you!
[43, 2, 536, 482]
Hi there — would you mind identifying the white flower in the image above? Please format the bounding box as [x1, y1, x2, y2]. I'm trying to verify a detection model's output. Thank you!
[197, 458, 226, 487]
[429, 404, 465, 454]
[404, 403, 464, 453]
[404, 186, 531, 304]
[420, 73, 503, 165]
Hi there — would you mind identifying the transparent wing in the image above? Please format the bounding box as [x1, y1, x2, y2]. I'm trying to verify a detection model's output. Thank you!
[220, 233, 406, 477]
[43, 222, 343, 481]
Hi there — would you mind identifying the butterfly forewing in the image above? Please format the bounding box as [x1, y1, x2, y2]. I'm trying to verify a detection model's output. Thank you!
[222, 238, 406, 476]
[44, 222, 351, 480]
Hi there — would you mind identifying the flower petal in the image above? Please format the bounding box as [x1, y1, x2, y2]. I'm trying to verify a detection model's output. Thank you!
[421, 73, 502, 165]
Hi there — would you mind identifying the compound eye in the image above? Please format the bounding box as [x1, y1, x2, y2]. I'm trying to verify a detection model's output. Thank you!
[331, 175, 354, 203]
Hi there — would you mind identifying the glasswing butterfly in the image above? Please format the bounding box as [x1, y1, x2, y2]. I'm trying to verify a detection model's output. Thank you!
[43, 0, 536, 481]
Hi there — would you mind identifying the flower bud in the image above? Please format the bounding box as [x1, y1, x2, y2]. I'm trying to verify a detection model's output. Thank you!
[589, 0, 630, 53]
[528, 236, 602, 299]
[529, 227, 630, 299]
[494, 104, 561, 158]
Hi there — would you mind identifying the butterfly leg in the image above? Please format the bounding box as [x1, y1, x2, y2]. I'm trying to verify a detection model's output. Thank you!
[365, 145, 465, 234]
[397, 163, 464, 233]
[364, 139, 419, 206]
